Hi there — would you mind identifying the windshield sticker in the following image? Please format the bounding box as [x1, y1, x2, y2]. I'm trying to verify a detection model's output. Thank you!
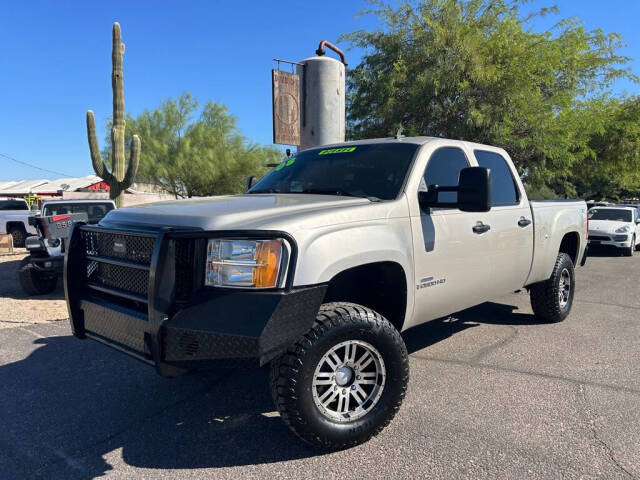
[318, 147, 357, 155]
[275, 157, 296, 171]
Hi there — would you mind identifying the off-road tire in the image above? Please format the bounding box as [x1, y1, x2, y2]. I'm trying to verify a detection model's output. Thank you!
[529, 252, 575, 323]
[18, 258, 57, 295]
[8, 225, 26, 248]
[269, 302, 409, 450]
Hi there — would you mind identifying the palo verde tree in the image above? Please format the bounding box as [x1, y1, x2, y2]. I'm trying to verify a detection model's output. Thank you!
[341, 0, 636, 195]
[86, 22, 140, 208]
[110, 93, 280, 198]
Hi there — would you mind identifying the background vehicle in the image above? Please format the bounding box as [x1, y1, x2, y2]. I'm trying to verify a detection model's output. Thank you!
[64, 137, 587, 449]
[19, 199, 115, 295]
[587, 206, 640, 256]
[0, 198, 37, 247]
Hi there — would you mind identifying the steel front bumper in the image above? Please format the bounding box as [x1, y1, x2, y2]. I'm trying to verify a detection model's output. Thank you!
[64, 223, 326, 377]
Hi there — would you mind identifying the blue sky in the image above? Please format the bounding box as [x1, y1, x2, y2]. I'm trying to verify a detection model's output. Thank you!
[2, 0, 640, 181]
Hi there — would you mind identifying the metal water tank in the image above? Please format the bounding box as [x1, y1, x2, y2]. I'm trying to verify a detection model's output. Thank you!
[297, 42, 346, 150]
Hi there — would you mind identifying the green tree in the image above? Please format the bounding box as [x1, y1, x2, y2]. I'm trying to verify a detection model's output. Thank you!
[571, 97, 640, 200]
[341, 0, 636, 194]
[105, 92, 280, 198]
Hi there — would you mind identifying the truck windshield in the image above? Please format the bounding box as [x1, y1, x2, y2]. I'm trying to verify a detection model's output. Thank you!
[248, 143, 419, 200]
[588, 209, 632, 222]
[42, 203, 114, 223]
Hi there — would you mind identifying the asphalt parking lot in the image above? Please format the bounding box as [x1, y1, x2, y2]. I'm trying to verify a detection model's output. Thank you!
[1, 248, 638, 479]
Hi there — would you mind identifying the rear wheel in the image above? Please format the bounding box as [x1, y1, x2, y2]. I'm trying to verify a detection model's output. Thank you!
[530, 252, 575, 323]
[8, 225, 26, 248]
[18, 258, 57, 295]
[270, 302, 409, 450]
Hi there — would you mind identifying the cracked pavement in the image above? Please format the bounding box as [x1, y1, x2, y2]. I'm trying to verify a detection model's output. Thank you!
[0, 249, 638, 479]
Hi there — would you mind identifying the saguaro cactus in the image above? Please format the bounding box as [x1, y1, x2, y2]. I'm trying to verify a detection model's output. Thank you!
[86, 22, 140, 208]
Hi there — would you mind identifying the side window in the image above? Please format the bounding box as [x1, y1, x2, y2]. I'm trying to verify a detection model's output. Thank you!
[423, 147, 469, 203]
[474, 150, 519, 207]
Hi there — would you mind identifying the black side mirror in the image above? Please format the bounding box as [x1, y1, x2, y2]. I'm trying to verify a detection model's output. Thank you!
[245, 175, 258, 192]
[418, 166, 492, 212]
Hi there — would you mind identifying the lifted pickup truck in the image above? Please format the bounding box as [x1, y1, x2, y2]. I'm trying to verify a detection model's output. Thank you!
[64, 137, 587, 449]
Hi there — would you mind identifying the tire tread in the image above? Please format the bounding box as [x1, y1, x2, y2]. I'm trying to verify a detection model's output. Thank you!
[530, 252, 573, 323]
[269, 302, 408, 450]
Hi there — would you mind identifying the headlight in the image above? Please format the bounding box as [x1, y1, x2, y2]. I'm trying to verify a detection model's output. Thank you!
[205, 239, 283, 288]
[615, 225, 631, 233]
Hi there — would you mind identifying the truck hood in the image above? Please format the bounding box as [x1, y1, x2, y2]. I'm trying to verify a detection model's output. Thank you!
[589, 220, 632, 233]
[100, 194, 376, 231]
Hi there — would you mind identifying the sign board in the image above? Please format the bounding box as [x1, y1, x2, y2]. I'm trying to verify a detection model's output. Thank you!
[272, 70, 300, 146]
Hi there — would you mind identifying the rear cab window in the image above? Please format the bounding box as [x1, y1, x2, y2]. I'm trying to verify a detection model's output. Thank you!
[42, 202, 115, 223]
[473, 150, 520, 207]
[0, 200, 28, 211]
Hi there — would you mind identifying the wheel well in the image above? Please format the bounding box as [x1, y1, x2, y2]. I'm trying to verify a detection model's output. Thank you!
[6, 222, 26, 233]
[323, 262, 407, 331]
[559, 232, 580, 264]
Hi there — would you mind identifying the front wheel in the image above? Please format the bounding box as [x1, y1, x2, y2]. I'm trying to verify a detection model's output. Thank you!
[270, 302, 409, 450]
[625, 235, 636, 256]
[529, 252, 575, 323]
[18, 258, 58, 295]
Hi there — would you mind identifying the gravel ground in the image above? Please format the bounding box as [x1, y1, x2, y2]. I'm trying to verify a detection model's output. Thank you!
[0, 250, 67, 328]
[0, 249, 638, 479]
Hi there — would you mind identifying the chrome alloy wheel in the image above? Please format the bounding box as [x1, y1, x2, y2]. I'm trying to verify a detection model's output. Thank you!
[558, 268, 571, 309]
[311, 340, 386, 422]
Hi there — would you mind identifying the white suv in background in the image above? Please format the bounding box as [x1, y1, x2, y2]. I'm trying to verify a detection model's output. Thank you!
[588, 206, 640, 256]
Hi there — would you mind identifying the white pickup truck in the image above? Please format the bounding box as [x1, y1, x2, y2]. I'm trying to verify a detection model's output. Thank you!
[64, 137, 588, 449]
[0, 198, 37, 247]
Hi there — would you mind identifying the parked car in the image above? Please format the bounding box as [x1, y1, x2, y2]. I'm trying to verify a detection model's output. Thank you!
[587, 206, 640, 256]
[0, 197, 37, 247]
[19, 199, 115, 295]
[64, 137, 588, 449]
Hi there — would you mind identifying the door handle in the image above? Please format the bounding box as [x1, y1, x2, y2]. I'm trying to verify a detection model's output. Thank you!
[518, 217, 532, 227]
[472, 222, 490, 234]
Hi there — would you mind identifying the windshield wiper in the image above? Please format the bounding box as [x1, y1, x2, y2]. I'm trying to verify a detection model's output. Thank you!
[296, 189, 381, 202]
[247, 188, 280, 194]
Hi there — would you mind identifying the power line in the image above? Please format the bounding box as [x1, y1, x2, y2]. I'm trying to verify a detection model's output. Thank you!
[0, 152, 75, 178]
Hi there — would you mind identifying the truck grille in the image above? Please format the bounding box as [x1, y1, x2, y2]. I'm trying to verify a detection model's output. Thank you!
[82, 229, 155, 264]
[81, 230, 154, 303]
[79, 229, 197, 307]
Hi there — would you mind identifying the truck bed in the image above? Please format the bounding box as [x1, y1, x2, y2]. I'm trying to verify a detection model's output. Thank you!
[526, 200, 588, 285]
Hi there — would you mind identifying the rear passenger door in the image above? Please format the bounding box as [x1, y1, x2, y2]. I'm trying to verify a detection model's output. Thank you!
[474, 150, 533, 298]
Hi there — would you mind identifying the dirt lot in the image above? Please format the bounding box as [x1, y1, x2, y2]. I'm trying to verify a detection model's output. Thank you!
[0, 250, 68, 328]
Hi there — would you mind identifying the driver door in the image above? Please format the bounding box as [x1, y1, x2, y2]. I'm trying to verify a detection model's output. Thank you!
[407, 145, 492, 328]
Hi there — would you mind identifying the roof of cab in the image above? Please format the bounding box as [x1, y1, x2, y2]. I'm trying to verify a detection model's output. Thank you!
[307, 136, 506, 153]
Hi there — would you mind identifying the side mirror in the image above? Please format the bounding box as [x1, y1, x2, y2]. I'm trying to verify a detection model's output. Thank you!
[245, 175, 258, 192]
[418, 166, 492, 212]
